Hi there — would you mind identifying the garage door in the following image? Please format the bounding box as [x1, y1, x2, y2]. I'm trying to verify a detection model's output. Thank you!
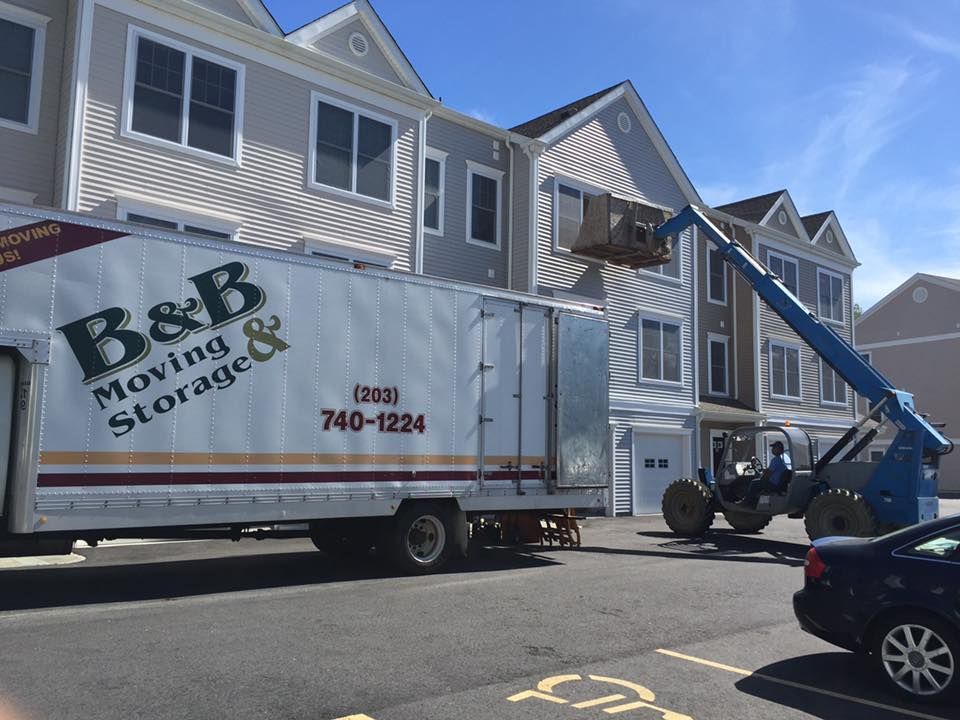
[633, 433, 684, 514]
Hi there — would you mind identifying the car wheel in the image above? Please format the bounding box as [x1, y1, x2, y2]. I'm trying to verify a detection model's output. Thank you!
[804, 488, 876, 540]
[661, 478, 715, 537]
[871, 612, 959, 702]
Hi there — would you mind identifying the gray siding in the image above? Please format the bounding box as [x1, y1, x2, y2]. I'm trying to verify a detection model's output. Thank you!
[536, 97, 696, 410]
[510, 145, 529, 292]
[0, 0, 69, 206]
[78, 6, 418, 269]
[763, 201, 800, 238]
[310, 18, 403, 87]
[698, 227, 734, 399]
[733, 273, 756, 409]
[612, 425, 632, 516]
[422, 115, 509, 287]
[189, 0, 257, 26]
[858, 279, 959, 343]
[816, 221, 848, 257]
[757, 240, 856, 422]
[53, 0, 78, 207]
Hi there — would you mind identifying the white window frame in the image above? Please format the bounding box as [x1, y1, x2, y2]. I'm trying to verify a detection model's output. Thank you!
[423, 147, 447, 236]
[707, 245, 727, 305]
[766, 250, 799, 297]
[552, 174, 605, 257]
[639, 239, 683, 284]
[637, 312, 684, 386]
[116, 194, 240, 240]
[707, 332, 729, 396]
[819, 357, 847, 407]
[0, 2, 49, 134]
[817, 268, 845, 324]
[768, 339, 802, 401]
[307, 90, 398, 209]
[303, 233, 395, 268]
[465, 159, 503, 250]
[121, 26, 246, 166]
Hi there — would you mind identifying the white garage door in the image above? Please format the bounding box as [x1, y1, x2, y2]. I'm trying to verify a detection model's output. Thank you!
[633, 433, 685, 514]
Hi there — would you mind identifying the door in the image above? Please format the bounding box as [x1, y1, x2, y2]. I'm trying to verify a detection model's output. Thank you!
[480, 301, 549, 486]
[710, 430, 728, 474]
[634, 433, 684, 514]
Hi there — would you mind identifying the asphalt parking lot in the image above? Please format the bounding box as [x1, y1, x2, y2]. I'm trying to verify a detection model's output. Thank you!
[1, 505, 958, 720]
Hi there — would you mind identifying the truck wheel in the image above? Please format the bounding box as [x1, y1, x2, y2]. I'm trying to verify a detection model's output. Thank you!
[870, 611, 959, 702]
[662, 478, 715, 537]
[804, 488, 877, 540]
[723, 510, 772, 534]
[389, 503, 454, 575]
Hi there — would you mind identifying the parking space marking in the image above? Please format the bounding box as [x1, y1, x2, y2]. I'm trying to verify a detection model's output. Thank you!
[508, 673, 691, 719]
[656, 648, 951, 720]
[571, 694, 626, 708]
[332, 714, 376, 720]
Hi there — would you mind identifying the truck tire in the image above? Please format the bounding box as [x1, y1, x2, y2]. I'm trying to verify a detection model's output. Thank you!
[662, 478, 715, 537]
[389, 502, 455, 575]
[804, 488, 877, 540]
[723, 510, 772, 534]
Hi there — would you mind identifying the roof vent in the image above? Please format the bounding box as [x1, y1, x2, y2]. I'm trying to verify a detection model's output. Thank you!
[617, 112, 631, 133]
[826, 230, 835, 244]
[913, 286, 928, 304]
[348, 31, 369, 57]
[778, 210, 787, 225]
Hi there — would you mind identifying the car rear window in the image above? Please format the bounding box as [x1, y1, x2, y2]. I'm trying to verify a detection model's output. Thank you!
[900, 527, 960, 561]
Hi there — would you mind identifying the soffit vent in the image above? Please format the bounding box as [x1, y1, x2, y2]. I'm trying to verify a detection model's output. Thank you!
[348, 31, 369, 57]
[617, 112, 631, 133]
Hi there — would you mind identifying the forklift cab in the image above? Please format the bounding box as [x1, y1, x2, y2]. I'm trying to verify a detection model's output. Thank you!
[715, 425, 815, 515]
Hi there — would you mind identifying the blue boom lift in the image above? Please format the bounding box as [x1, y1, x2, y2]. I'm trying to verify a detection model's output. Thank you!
[653, 206, 952, 539]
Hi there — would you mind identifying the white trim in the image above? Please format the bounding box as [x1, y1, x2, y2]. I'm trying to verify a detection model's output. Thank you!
[506, 141, 514, 289]
[526, 147, 540, 293]
[753, 234, 762, 412]
[121, 25, 246, 166]
[611, 399, 696, 416]
[768, 339, 802, 401]
[706, 243, 727, 306]
[759, 192, 810, 242]
[307, 89, 398, 209]
[756, 232, 855, 274]
[423, 146, 446, 237]
[0, 186, 37, 205]
[809, 213, 857, 263]
[857, 331, 960, 350]
[302, 233, 395, 267]
[692, 226, 700, 409]
[817, 267, 845, 324]
[552, 174, 605, 258]
[115, 193, 241, 238]
[0, 1, 49, 135]
[465, 159, 504, 250]
[765, 249, 799, 297]
[234, 0, 282, 36]
[764, 414, 860, 431]
[414, 112, 427, 273]
[818, 357, 848, 408]
[706, 333, 730, 397]
[638, 314, 684, 386]
[64, 0, 94, 211]
[857, 273, 960, 324]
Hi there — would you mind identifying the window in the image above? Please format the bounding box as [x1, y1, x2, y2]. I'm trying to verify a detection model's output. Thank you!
[125, 29, 243, 160]
[0, 5, 47, 133]
[554, 180, 596, 251]
[640, 317, 681, 383]
[818, 269, 844, 323]
[423, 149, 446, 235]
[466, 161, 503, 248]
[708, 248, 726, 304]
[900, 527, 960, 563]
[643, 243, 681, 280]
[820, 358, 847, 405]
[310, 93, 396, 204]
[657, 458, 669, 469]
[708, 334, 729, 395]
[769, 341, 801, 399]
[123, 211, 233, 240]
[644, 458, 655, 469]
[767, 251, 798, 297]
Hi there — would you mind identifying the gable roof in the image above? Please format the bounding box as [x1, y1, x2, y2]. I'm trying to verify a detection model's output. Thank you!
[801, 211, 832, 239]
[715, 190, 786, 224]
[858, 272, 960, 324]
[234, 0, 282, 35]
[509, 83, 623, 138]
[284, 0, 431, 97]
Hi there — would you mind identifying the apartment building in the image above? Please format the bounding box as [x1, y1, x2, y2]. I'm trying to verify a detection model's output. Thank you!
[856, 274, 960, 495]
[697, 190, 860, 471]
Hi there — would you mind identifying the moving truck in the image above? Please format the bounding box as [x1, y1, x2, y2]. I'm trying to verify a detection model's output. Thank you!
[0, 204, 610, 572]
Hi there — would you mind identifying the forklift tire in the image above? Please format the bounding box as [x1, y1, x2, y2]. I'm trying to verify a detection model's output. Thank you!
[804, 488, 877, 540]
[723, 510, 772, 534]
[662, 478, 715, 537]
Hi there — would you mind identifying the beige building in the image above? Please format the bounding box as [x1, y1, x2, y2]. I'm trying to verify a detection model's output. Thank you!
[856, 274, 960, 495]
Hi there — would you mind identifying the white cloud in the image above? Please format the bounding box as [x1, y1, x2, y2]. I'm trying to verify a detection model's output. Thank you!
[697, 182, 744, 207]
[464, 108, 499, 126]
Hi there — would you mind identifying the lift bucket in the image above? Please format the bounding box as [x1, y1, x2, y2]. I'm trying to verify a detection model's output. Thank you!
[570, 193, 673, 269]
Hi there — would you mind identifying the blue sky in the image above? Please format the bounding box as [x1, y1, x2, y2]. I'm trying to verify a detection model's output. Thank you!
[265, 0, 960, 309]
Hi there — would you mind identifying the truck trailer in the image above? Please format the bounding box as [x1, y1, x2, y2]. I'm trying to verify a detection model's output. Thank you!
[0, 203, 612, 573]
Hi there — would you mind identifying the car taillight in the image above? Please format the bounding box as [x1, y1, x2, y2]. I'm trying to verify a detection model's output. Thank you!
[804, 547, 827, 580]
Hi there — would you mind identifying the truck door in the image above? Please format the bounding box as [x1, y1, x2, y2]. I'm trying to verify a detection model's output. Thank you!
[480, 301, 549, 487]
[0, 354, 15, 519]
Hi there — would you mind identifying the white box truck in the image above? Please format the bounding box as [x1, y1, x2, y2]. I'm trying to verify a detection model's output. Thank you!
[0, 204, 610, 572]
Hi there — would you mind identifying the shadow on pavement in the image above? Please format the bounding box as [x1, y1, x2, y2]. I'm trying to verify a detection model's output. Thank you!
[0, 546, 559, 611]
[735, 652, 954, 719]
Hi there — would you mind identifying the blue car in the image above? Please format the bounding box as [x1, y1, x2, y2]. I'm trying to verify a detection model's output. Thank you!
[793, 513, 960, 703]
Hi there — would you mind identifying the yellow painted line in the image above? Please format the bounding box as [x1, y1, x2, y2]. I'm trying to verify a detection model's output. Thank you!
[571, 693, 626, 708]
[656, 648, 952, 720]
[332, 715, 376, 720]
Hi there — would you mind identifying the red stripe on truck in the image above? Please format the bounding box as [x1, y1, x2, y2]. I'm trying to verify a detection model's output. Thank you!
[0, 220, 127, 273]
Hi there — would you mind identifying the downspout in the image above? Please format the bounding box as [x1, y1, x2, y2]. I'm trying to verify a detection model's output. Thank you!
[414, 110, 432, 274]
[63, 0, 94, 211]
[691, 225, 700, 470]
[523, 145, 541, 295]
[506, 140, 514, 290]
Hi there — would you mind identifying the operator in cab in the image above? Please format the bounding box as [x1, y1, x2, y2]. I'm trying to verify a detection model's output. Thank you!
[742, 440, 792, 506]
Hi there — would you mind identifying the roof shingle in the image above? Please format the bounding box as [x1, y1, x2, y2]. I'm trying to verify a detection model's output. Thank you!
[510, 82, 624, 139]
[715, 190, 786, 224]
[801, 211, 832, 239]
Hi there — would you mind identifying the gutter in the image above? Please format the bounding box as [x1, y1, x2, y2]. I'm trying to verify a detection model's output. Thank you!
[414, 111, 432, 274]
[63, 0, 94, 211]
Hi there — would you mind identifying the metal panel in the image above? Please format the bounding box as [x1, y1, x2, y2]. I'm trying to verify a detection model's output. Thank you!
[520, 306, 548, 478]
[0, 354, 14, 517]
[481, 300, 520, 480]
[556, 313, 610, 487]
